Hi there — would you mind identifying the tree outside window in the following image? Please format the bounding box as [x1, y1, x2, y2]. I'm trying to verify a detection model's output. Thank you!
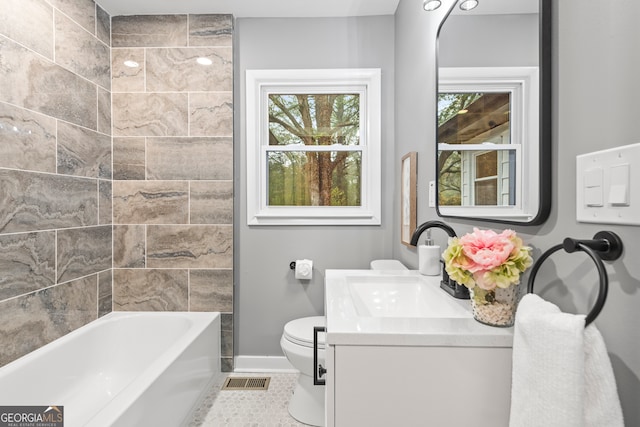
[267, 94, 362, 207]
[246, 69, 381, 226]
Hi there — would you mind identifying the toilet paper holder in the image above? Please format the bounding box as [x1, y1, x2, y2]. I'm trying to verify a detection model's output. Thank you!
[290, 259, 313, 280]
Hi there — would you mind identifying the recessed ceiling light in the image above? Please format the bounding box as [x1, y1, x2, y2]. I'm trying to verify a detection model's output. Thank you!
[196, 57, 213, 66]
[123, 60, 139, 68]
[459, 0, 479, 11]
[423, 0, 442, 11]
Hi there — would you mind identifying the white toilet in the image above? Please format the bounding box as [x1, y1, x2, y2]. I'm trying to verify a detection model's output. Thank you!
[280, 261, 404, 426]
[280, 316, 326, 427]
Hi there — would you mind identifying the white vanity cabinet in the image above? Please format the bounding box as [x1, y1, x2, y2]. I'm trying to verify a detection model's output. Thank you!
[325, 344, 512, 427]
[324, 270, 515, 427]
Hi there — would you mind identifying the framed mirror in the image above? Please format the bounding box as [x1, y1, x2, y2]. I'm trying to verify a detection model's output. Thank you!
[435, 0, 551, 225]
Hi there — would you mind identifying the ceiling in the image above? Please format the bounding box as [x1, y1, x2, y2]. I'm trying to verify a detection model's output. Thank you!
[96, 0, 402, 18]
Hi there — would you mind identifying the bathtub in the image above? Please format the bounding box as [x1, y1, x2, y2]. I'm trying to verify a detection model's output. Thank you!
[0, 311, 220, 427]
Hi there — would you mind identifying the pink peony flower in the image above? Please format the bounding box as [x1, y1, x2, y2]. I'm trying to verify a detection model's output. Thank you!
[442, 227, 533, 292]
[458, 228, 514, 272]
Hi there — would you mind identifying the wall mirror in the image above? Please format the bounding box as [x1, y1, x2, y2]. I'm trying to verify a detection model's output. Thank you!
[435, 0, 551, 225]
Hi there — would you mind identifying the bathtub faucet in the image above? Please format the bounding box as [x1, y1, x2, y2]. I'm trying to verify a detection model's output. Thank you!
[409, 221, 469, 300]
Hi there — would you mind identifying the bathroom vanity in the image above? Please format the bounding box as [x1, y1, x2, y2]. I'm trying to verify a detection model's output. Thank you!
[323, 270, 514, 427]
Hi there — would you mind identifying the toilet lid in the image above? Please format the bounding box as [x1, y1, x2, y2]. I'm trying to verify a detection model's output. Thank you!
[283, 316, 326, 349]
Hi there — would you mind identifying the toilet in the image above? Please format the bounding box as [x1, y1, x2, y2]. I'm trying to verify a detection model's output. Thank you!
[281, 316, 326, 427]
[280, 261, 404, 426]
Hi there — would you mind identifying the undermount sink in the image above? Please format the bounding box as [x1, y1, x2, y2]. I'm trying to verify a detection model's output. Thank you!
[324, 269, 514, 427]
[346, 275, 470, 318]
[324, 269, 513, 347]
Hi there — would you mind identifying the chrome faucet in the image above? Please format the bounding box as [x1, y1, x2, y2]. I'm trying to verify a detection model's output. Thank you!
[410, 221, 469, 299]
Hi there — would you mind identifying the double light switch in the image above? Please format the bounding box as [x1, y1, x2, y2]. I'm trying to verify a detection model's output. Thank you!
[576, 143, 638, 225]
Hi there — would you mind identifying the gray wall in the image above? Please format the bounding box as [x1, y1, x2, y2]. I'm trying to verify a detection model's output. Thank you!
[394, 0, 640, 424]
[439, 13, 538, 67]
[235, 16, 395, 357]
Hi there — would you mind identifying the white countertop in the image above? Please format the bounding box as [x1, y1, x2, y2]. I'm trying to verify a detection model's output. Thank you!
[324, 269, 514, 347]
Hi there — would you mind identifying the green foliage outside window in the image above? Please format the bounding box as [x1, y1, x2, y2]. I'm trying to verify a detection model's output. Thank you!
[268, 94, 362, 207]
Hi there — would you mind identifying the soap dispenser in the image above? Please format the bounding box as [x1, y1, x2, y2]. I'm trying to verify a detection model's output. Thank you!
[418, 230, 441, 276]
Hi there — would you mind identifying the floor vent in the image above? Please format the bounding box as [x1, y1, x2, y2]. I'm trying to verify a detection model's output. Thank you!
[222, 376, 271, 391]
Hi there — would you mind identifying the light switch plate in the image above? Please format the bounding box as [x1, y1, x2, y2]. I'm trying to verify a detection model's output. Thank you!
[429, 180, 436, 208]
[576, 143, 640, 225]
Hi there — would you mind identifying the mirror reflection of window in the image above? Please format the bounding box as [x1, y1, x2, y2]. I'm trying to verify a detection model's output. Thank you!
[434, 0, 552, 225]
[437, 92, 515, 207]
[473, 150, 498, 205]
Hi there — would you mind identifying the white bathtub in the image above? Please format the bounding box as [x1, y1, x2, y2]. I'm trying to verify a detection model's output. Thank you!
[0, 311, 221, 427]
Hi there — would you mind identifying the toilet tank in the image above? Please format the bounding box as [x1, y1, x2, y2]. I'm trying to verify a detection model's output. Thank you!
[369, 259, 408, 270]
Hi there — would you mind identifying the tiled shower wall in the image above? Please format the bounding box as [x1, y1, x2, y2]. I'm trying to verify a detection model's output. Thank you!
[110, 15, 234, 371]
[1, 3, 234, 370]
[0, 0, 113, 366]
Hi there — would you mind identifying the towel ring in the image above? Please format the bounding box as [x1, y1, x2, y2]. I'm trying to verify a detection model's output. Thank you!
[527, 231, 623, 326]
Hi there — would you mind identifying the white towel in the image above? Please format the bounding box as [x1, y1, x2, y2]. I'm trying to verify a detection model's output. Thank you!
[509, 294, 624, 427]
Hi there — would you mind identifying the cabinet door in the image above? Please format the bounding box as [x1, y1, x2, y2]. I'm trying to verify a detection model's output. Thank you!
[333, 345, 512, 427]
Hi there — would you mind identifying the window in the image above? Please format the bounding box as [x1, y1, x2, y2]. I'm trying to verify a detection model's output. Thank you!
[437, 67, 538, 220]
[246, 69, 381, 225]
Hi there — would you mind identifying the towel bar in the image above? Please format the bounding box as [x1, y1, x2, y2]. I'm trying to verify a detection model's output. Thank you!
[527, 231, 623, 326]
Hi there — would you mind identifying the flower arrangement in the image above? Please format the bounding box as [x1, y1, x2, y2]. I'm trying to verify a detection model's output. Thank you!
[443, 227, 533, 291]
[442, 228, 533, 326]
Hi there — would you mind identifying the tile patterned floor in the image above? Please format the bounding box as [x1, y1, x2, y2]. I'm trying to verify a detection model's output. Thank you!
[189, 373, 313, 426]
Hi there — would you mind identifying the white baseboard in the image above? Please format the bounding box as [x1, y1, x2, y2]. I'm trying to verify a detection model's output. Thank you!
[234, 355, 298, 373]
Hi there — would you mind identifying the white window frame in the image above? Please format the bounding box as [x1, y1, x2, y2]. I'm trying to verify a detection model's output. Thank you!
[246, 68, 381, 226]
[438, 66, 539, 221]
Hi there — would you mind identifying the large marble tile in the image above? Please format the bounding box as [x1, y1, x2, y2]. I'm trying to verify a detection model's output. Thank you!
[112, 15, 188, 48]
[57, 121, 111, 179]
[50, 0, 96, 35]
[146, 47, 232, 92]
[113, 269, 188, 311]
[96, 4, 111, 46]
[97, 87, 111, 135]
[146, 137, 232, 180]
[99, 180, 112, 225]
[221, 357, 233, 373]
[0, 102, 57, 173]
[188, 14, 233, 47]
[0, 231, 56, 301]
[190, 181, 233, 224]
[112, 93, 188, 137]
[57, 226, 112, 284]
[147, 225, 232, 269]
[0, 276, 97, 367]
[221, 312, 233, 331]
[113, 181, 189, 224]
[189, 92, 233, 137]
[98, 269, 112, 317]
[189, 269, 233, 312]
[220, 313, 234, 361]
[113, 137, 146, 180]
[55, 11, 110, 90]
[0, 170, 98, 233]
[221, 329, 233, 358]
[113, 225, 145, 268]
[0, 0, 54, 59]
[112, 48, 145, 93]
[0, 37, 97, 129]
